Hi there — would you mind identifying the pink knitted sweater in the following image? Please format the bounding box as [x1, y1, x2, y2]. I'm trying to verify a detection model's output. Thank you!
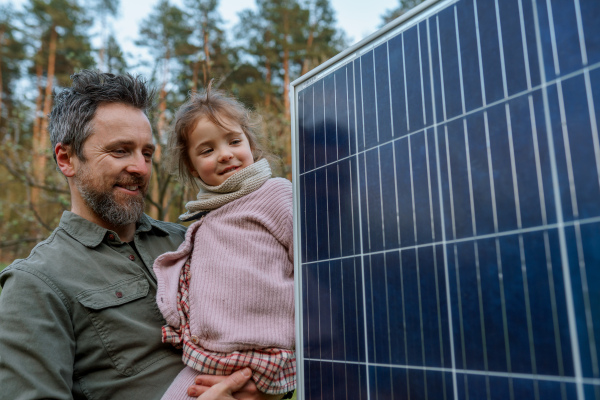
[154, 178, 294, 352]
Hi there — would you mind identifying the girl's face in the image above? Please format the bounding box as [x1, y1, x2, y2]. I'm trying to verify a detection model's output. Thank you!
[186, 116, 254, 186]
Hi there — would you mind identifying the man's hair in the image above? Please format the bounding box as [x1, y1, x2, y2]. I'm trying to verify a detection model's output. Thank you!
[164, 80, 268, 189]
[49, 70, 156, 164]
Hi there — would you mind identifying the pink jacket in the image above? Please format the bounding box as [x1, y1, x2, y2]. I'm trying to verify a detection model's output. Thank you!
[154, 178, 294, 352]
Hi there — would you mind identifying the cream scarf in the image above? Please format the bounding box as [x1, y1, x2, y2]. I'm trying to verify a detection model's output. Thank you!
[179, 158, 272, 221]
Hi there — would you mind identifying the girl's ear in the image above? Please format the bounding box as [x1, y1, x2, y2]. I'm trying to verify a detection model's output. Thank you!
[184, 159, 199, 177]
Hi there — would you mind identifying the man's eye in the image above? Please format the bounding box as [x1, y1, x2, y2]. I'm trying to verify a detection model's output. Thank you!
[113, 149, 127, 155]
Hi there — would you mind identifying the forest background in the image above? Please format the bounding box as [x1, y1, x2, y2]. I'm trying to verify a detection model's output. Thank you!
[0, 0, 423, 264]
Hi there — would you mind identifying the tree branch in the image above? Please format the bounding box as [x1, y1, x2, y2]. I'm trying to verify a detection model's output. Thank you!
[28, 200, 55, 232]
[0, 152, 69, 195]
[0, 237, 46, 249]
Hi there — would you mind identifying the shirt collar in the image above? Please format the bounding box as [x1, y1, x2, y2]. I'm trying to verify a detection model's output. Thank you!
[59, 211, 171, 247]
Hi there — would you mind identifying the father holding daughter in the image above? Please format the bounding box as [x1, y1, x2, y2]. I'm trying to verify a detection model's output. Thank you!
[0, 70, 294, 400]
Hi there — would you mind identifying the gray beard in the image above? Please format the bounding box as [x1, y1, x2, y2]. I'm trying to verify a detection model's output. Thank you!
[75, 171, 146, 227]
[79, 186, 145, 227]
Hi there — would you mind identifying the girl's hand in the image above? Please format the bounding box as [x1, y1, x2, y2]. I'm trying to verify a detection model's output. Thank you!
[187, 369, 284, 400]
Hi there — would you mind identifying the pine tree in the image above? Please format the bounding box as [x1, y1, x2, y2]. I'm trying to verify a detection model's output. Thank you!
[183, 0, 229, 91]
[89, 0, 119, 71]
[22, 0, 93, 227]
[0, 3, 26, 138]
[137, 0, 194, 220]
[105, 33, 127, 74]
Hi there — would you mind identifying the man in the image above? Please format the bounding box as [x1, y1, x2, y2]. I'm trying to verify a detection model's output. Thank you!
[0, 70, 282, 400]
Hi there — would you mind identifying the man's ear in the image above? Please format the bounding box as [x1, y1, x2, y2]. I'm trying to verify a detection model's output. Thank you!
[55, 143, 76, 177]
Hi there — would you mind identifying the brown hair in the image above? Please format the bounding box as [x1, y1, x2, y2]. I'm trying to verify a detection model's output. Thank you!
[165, 81, 268, 189]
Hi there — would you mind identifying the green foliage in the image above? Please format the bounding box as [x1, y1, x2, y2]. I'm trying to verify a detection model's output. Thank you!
[105, 34, 128, 74]
[0, 0, 356, 261]
[24, 0, 95, 85]
[0, 3, 27, 138]
[137, 0, 194, 63]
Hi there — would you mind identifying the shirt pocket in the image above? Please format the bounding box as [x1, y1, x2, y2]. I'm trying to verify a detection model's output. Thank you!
[77, 274, 171, 377]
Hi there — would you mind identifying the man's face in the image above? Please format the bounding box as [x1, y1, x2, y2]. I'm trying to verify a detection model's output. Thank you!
[71, 103, 155, 228]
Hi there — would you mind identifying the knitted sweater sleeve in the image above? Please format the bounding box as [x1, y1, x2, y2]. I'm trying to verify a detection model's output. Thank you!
[262, 178, 294, 274]
[153, 221, 200, 328]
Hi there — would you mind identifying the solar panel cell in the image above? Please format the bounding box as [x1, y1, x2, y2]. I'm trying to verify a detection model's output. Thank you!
[389, 35, 411, 140]
[379, 144, 401, 249]
[499, 0, 530, 96]
[326, 164, 342, 259]
[341, 256, 366, 363]
[580, 0, 600, 66]
[375, 45, 394, 143]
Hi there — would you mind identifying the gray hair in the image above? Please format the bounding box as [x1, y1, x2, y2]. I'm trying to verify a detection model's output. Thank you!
[49, 70, 156, 164]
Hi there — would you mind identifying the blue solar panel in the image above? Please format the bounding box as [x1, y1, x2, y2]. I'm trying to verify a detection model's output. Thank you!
[290, 0, 600, 398]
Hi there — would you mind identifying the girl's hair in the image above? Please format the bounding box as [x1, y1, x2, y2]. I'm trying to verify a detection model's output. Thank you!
[165, 81, 267, 189]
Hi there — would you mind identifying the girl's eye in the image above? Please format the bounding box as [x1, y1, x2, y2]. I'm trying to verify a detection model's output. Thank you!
[200, 148, 213, 155]
[231, 139, 241, 145]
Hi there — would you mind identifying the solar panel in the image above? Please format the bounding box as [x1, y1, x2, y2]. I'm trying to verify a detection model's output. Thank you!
[290, 0, 600, 398]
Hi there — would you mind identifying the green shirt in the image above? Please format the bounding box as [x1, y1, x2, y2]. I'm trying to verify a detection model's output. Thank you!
[0, 211, 187, 400]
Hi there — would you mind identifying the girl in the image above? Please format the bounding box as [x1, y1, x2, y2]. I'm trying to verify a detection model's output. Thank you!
[153, 84, 295, 399]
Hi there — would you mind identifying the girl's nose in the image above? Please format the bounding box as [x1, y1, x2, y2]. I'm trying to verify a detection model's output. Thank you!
[218, 150, 233, 162]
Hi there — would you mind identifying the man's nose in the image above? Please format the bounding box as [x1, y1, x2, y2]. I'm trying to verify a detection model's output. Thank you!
[126, 152, 151, 176]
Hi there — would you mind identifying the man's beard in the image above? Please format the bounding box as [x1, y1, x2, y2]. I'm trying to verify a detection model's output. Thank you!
[74, 164, 147, 227]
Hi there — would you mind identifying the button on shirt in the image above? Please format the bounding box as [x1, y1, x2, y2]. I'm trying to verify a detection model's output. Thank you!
[0, 211, 187, 400]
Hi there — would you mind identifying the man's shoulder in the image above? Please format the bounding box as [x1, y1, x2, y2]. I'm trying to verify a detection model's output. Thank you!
[0, 228, 70, 293]
[2, 229, 62, 275]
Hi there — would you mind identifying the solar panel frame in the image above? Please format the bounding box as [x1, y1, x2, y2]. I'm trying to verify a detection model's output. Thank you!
[290, 0, 600, 398]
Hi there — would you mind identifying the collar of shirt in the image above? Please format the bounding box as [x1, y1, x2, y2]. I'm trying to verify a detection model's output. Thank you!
[58, 211, 171, 248]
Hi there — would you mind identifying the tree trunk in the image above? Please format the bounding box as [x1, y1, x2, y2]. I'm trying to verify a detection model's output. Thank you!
[282, 13, 290, 122]
[264, 30, 272, 109]
[283, 47, 290, 122]
[301, 28, 315, 76]
[99, 14, 109, 71]
[40, 25, 57, 142]
[150, 54, 169, 219]
[32, 62, 43, 144]
[192, 59, 199, 93]
[32, 25, 57, 208]
[0, 27, 4, 127]
[202, 14, 211, 84]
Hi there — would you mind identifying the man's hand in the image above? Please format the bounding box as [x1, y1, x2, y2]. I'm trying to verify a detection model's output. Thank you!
[187, 369, 284, 400]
